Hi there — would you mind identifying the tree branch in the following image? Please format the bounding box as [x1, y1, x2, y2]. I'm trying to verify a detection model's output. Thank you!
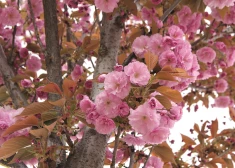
[128, 146, 135, 168]
[110, 127, 122, 168]
[160, 0, 182, 22]
[0, 45, 28, 108]
[142, 147, 153, 168]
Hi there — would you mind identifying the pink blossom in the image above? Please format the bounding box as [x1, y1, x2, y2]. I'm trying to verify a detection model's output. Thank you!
[26, 56, 42, 72]
[168, 25, 184, 39]
[215, 42, 226, 52]
[132, 35, 150, 58]
[141, 7, 155, 24]
[177, 6, 192, 26]
[95, 115, 116, 134]
[159, 115, 175, 128]
[94, 0, 119, 13]
[106, 148, 124, 163]
[145, 156, 164, 168]
[19, 48, 29, 58]
[21, 79, 32, 88]
[214, 96, 231, 108]
[116, 102, 130, 117]
[203, 0, 235, 9]
[104, 71, 131, 99]
[122, 134, 145, 146]
[114, 65, 123, 72]
[196, 47, 216, 63]
[27, 0, 43, 17]
[71, 64, 83, 81]
[128, 104, 161, 134]
[36, 86, 48, 99]
[85, 80, 92, 89]
[169, 105, 183, 121]
[148, 34, 168, 56]
[159, 50, 177, 68]
[0, 7, 21, 26]
[151, 0, 162, 5]
[95, 91, 122, 118]
[143, 127, 170, 144]
[86, 110, 100, 124]
[23, 158, 38, 168]
[145, 97, 163, 110]
[226, 48, 235, 67]
[79, 96, 95, 113]
[124, 61, 150, 86]
[98, 74, 106, 83]
[214, 78, 228, 93]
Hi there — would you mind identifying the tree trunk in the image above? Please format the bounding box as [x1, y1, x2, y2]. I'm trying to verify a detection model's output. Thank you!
[65, 13, 123, 168]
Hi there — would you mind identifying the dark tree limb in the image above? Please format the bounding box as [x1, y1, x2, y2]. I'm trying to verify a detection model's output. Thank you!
[110, 127, 122, 168]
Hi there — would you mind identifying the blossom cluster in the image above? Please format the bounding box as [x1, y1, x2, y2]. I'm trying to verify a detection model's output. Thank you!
[132, 25, 200, 91]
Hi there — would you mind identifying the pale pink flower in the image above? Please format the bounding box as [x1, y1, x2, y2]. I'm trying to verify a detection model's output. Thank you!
[168, 25, 184, 39]
[0, 7, 21, 26]
[19, 48, 29, 58]
[122, 134, 145, 146]
[106, 148, 124, 163]
[203, 0, 235, 9]
[169, 105, 183, 121]
[79, 96, 95, 114]
[21, 79, 32, 88]
[95, 91, 122, 118]
[132, 35, 150, 58]
[128, 104, 160, 134]
[159, 50, 177, 68]
[214, 96, 231, 108]
[71, 64, 83, 81]
[177, 6, 192, 26]
[104, 71, 131, 99]
[143, 127, 170, 144]
[215, 42, 226, 52]
[159, 115, 175, 129]
[26, 56, 42, 72]
[196, 47, 216, 63]
[124, 61, 150, 86]
[148, 34, 168, 56]
[36, 86, 48, 99]
[214, 78, 228, 93]
[145, 156, 164, 168]
[98, 74, 106, 83]
[95, 115, 116, 134]
[116, 102, 130, 117]
[94, 0, 119, 13]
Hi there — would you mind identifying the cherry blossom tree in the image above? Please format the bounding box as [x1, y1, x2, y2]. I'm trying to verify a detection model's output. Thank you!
[0, 0, 235, 168]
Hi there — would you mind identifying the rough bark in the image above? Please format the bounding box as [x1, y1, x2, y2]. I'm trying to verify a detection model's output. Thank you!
[65, 13, 123, 168]
[42, 0, 62, 99]
[0, 45, 28, 108]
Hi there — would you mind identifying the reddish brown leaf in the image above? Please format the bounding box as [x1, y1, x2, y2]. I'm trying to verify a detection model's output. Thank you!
[181, 134, 196, 145]
[42, 83, 63, 95]
[2, 115, 38, 137]
[62, 78, 77, 99]
[229, 107, 235, 122]
[144, 51, 158, 71]
[155, 71, 177, 82]
[49, 98, 66, 107]
[210, 119, 218, 138]
[155, 95, 172, 110]
[44, 121, 57, 133]
[156, 86, 183, 103]
[29, 128, 48, 139]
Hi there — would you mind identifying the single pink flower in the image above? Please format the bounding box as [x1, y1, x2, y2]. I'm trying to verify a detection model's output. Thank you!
[26, 56, 42, 72]
[124, 61, 150, 86]
[122, 134, 145, 146]
[116, 102, 130, 117]
[104, 71, 131, 99]
[196, 47, 216, 63]
[214, 78, 228, 93]
[71, 64, 83, 81]
[214, 96, 231, 108]
[98, 74, 106, 83]
[143, 127, 170, 144]
[95, 115, 116, 134]
[168, 25, 184, 39]
[0, 7, 21, 26]
[36, 86, 48, 99]
[95, 91, 122, 118]
[94, 0, 119, 13]
[86, 110, 100, 124]
[85, 80, 93, 89]
[159, 50, 177, 68]
[128, 104, 160, 134]
[79, 96, 95, 114]
[21, 79, 32, 88]
[19, 48, 29, 58]
[145, 156, 164, 168]
[203, 0, 235, 9]
[132, 35, 150, 58]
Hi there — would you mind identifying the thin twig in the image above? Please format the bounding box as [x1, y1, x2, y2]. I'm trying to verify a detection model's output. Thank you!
[160, 0, 182, 22]
[95, 7, 101, 30]
[110, 127, 122, 168]
[128, 146, 135, 168]
[28, 0, 46, 54]
[142, 147, 153, 168]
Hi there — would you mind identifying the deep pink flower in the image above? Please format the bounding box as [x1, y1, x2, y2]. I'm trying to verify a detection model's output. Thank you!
[159, 115, 175, 129]
[143, 127, 170, 144]
[71, 64, 83, 81]
[128, 104, 160, 134]
[86, 110, 100, 124]
[19, 48, 29, 58]
[98, 74, 106, 83]
[21, 79, 32, 88]
[214, 78, 228, 93]
[122, 134, 145, 146]
[114, 65, 123, 72]
[148, 34, 168, 56]
[145, 156, 164, 168]
[36, 86, 48, 99]
[95, 91, 122, 118]
[95, 115, 116, 134]
[26, 56, 42, 72]
[151, 0, 162, 5]
[169, 105, 183, 121]
[196, 47, 216, 63]
[104, 71, 131, 99]
[132, 35, 150, 58]
[159, 50, 177, 68]
[168, 25, 184, 39]
[226, 48, 235, 67]
[85, 80, 93, 89]
[94, 0, 119, 13]
[124, 61, 150, 86]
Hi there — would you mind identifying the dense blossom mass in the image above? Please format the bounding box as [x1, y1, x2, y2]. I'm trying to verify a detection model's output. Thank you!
[0, 0, 235, 167]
